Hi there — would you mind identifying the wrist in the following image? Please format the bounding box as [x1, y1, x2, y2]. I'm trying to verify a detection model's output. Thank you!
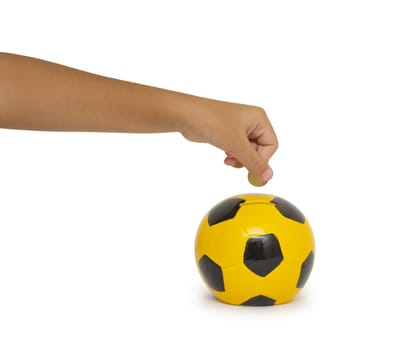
[163, 90, 208, 134]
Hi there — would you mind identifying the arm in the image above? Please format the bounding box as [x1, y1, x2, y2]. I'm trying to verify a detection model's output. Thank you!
[0, 52, 194, 133]
[0, 52, 277, 181]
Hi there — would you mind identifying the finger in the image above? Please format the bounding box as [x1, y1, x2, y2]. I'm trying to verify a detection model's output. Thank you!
[256, 144, 276, 163]
[224, 156, 243, 168]
[249, 123, 278, 159]
[228, 136, 273, 182]
[248, 119, 279, 160]
[225, 141, 258, 158]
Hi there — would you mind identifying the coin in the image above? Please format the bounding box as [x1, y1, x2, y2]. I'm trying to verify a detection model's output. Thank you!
[248, 172, 267, 187]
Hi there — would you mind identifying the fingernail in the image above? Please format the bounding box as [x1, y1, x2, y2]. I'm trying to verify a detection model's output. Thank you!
[262, 168, 273, 181]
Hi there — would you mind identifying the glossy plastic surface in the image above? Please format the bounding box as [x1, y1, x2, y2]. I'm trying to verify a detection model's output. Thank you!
[195, 193, 315, 306]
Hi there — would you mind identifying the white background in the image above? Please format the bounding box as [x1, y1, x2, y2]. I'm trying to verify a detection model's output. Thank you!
[1, 0, 392, 349]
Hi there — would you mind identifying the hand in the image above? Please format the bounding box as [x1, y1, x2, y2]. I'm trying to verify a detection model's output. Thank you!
[181, 101, 278, 183]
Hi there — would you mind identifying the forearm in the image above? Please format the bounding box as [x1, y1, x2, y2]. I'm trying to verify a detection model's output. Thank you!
[0, 53, 200, 133]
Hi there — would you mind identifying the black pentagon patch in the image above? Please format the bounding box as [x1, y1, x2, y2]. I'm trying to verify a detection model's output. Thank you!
[198, 255, 225, 291]
[207, 197, 245, 226]
[244, 234, 283, 277]
[296, 251, 315, 288]
[241, 295, 276, 306]
[271, 197, 305, 224]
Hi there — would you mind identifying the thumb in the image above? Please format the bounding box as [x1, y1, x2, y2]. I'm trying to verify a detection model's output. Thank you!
[231, 138, 273, 182]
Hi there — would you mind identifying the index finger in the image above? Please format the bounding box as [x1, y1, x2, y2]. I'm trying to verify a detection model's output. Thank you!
[248, 118, 278, 161]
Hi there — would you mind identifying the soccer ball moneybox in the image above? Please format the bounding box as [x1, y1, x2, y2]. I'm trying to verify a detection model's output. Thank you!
[195, 194, 315, 306]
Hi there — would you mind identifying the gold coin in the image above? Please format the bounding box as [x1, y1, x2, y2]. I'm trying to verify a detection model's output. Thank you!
[248, 172, 267, 187]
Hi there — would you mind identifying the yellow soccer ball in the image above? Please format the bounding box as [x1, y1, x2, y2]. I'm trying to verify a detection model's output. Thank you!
[195, 194, 315, 306]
